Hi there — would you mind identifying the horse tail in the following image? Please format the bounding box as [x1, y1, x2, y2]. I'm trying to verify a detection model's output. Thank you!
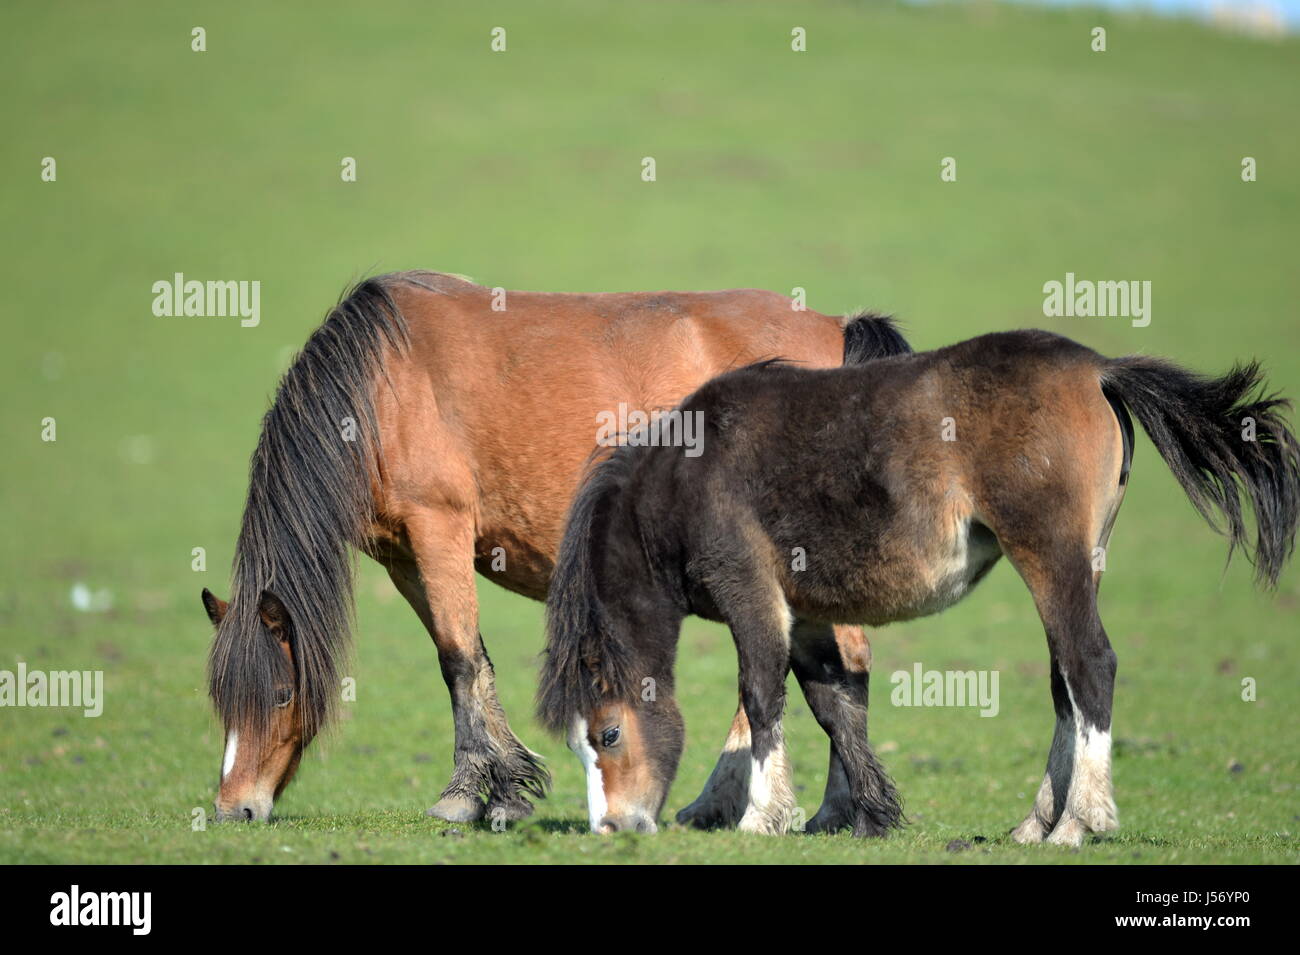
[1101, 356, 1300, 588]
[841, 310, 912, 365]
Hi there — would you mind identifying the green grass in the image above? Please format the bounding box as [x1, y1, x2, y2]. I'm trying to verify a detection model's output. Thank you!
[1, 0, 1297, 864]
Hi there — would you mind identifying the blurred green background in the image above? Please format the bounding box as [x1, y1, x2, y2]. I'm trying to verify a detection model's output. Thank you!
[1, 0, 1296, 863]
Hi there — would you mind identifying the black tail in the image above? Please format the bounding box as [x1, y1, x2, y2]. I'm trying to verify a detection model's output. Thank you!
[841, 310, 912, 365]
[1102, 356, 1300, 588]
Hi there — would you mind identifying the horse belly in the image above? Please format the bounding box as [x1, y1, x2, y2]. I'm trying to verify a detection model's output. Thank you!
[797, 518, 1001, 627]
[903, 520, 1002, 619]
[473, 522, 556, 601]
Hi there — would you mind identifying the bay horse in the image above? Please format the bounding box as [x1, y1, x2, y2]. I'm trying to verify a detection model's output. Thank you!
[538, 329, 1299, 842]
[201, 270, 908, 823]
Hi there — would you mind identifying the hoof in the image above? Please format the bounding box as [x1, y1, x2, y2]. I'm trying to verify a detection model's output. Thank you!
[805, 807, 851, 835]
[1043, 805, 1117, 846]
[810, 799, 901, 838]
[485, 795, 534, 824]
[849, 817, 892, 839]
[676, 800, 743, 831]
[1010, 814, 1049, 845]
[426, 794, 485, 823]
[737, 807, 789, 835]
[1044, 815, 1086, 847]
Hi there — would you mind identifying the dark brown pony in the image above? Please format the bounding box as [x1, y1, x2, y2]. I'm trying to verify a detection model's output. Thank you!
[201, 270, 906, 822]
[538, 330, 1299, 841]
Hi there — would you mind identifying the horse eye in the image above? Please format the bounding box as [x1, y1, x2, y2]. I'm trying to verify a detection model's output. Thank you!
[274, 687, 293, 708]
[601, 727, 620, 748]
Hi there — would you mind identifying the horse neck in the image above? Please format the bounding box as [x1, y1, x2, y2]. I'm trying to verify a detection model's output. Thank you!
[596, 507, 686, 692]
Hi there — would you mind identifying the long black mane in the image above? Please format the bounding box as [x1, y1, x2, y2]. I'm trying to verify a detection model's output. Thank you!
[208, 273, 410, 741]
[537, 445, 645, 733]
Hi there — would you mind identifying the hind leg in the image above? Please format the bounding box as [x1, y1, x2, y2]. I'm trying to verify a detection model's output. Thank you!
[791, 621, 902, 837]
[677, 624, 874, 830]
[1010, 650, 1074, 843]
[675, 699, 752, 829]
[1011, 468, 1126, 844]
[806, 624, 884, 835]
[386, 508, 548, 823]
[1006, 545, 1119, 847]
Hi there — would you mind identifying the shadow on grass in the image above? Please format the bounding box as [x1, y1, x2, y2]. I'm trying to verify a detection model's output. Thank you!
[529, 819, 591, 835]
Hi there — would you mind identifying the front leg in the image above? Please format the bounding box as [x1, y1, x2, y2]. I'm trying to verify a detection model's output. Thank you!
[729, 600, 797, 835]
[384, 509, 549, 823]
[679, 624, 875, 831]
[738, 723, 795, 835]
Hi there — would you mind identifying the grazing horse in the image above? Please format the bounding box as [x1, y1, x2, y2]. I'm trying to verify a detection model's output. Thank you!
[201, 269, 907, 822]
[538, 329, 1299, 841]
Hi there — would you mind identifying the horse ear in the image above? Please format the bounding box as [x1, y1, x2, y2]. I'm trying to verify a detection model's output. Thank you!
[257, 590, 292, 638]
[201, 588, 228, 627]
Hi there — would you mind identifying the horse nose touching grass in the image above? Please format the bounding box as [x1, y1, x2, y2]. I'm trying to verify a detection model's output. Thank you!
[210, 714, 303, 825]
[210, 727, 304, 824]
[214, 800, 271, 823]
[599, 814, 658, 834]
[204, 588, 306, 824]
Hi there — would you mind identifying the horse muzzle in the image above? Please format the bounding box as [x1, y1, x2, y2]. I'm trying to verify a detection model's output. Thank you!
[214, 796, 273, 823]
[597, 812, 658, 834]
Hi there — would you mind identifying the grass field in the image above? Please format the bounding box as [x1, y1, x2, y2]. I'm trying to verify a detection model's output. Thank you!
[1, 0, 1298, 865]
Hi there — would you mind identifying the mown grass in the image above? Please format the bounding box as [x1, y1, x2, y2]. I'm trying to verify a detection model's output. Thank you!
[0, 0, 1297, 864]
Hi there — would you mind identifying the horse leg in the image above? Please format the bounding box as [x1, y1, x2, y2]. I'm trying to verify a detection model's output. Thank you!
[388, 508, 547, 823]
[676, 624, 873, 830]
[1011, 456, 1127, 845]
[1010, 649, 1074, 843]
[1007, 545, 1119, 847]
[791, 621, 901, 837]
[675, 696, 752, 829]
[817, 624, 877, 834]
[722, 591, 797, 835]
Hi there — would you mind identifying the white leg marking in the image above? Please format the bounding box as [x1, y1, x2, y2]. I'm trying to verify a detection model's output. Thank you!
[738, 743, 795, 835]
[1045, 679, 1118, 845]
[1073, 726, 1115, 831]
[720, 718, 751, 755]
[735, 596, 795, 835]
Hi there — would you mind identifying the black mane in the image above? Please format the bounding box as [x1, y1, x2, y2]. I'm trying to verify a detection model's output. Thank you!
[536, 446, 645, 733]
[207, 273, 411, 741]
